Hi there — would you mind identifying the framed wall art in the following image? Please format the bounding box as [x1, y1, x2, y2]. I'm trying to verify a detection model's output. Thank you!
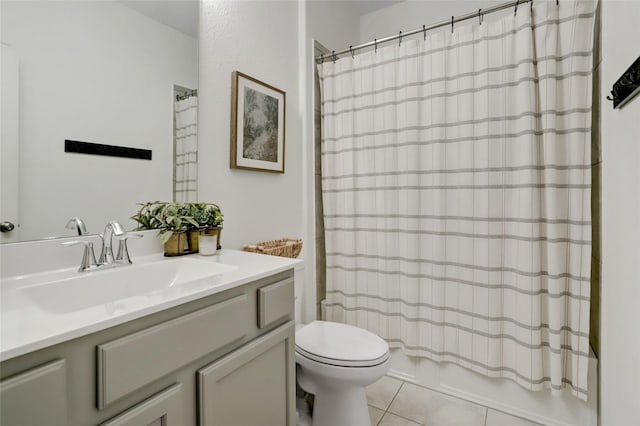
[230, 71, 286, 173]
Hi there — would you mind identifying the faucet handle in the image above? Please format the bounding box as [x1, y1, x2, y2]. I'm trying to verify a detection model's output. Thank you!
[62, 240, 98, 272]
[115, 233, 143, 265]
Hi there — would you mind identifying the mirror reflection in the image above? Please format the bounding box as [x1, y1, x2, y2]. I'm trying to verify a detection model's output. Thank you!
[0, 0, 199, 243]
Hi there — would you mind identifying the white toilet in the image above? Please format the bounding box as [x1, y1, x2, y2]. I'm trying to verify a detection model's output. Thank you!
[295, 320, 391, 426]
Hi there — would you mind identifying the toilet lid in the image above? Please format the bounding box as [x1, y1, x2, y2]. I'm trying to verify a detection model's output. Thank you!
[295, 321, 390, 367]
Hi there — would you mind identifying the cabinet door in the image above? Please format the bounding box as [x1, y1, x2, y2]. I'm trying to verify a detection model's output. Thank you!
[197, 321, 295, 426]
[100, 383, 184, 426]
[0, 359, 67, 426]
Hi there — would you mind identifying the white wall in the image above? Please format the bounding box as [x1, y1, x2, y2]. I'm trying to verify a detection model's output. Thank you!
[198, 0, 302, 251]
[599, 1, 640, 425]
[0, 1, 197, 240]
[196, 0, 363, 324]
[359, 0, 504, 44]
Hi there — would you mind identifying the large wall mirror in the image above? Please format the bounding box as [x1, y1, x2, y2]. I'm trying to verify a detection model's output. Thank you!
[0, 0, 198, 243]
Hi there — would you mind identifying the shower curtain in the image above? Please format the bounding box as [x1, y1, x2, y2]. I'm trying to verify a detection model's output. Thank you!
[320, 0, 596, 400]
[174, 94, 198, 202]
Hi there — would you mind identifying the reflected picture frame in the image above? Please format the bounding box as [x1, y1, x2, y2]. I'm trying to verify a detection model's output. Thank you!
[230, 71, 286, 173]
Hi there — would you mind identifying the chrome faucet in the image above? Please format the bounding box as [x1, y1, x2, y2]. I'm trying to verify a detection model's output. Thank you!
[66, 217, 88, 236]
[64, 220, 143, 272]
[62, 240, 99, 272]
[98, 221, 126, 265]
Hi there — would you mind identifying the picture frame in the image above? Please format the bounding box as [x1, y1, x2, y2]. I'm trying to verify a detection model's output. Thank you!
[230, 71, 286, 173]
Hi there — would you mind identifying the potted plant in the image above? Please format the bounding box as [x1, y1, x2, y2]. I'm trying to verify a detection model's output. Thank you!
[132, 201, 222, 256]
[157, 203, 199, 256]
[185, 203, 207, 253]
[186, 203, 224, 253]
[200, 203, 224, 250]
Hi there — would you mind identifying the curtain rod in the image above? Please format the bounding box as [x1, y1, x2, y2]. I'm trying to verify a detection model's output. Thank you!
[316, 0, 537, 64]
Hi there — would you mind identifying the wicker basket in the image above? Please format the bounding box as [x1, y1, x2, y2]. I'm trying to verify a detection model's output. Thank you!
[243, 238, 303, 258]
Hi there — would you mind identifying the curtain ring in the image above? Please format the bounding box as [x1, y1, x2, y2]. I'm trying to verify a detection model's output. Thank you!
[514, 0, 519, 15]
[374, 38, 377, 53]
[423, 24, 426, 40]
[349, 45, 354, 59]
[556, 0, 559, 5]
[399, 31, 402, 47]
[332, 50, 336, 63]
[451, 16, 454, 33]
[478, 9, 483, 25]
[320, 53, 324, 64]
[530, 0, 533, 11]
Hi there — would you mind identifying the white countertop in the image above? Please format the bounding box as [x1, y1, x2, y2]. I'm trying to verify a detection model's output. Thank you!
[0, 249, 302, 361]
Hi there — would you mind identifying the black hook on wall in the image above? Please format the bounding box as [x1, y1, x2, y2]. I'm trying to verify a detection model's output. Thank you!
[478, 9, 483, 25]
[451, 16, 454, 33]
[607, 55, 640, 109]
[399, 31, 403, 46]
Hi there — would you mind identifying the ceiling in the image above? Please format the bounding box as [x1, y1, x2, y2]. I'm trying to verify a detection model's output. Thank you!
[118, 0, 404, 40]
[118, 0, 199, 38]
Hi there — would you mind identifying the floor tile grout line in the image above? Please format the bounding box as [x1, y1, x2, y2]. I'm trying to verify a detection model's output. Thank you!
[382, 381, 432, 426]
[377, 380, 405, 425]
[385, 410, 428, 426]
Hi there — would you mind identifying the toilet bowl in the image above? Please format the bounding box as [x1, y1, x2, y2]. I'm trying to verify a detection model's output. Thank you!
[295, 321, 391, 426]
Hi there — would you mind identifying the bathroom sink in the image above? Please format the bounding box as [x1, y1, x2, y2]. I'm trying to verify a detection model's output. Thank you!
[16, 257, 238, 314]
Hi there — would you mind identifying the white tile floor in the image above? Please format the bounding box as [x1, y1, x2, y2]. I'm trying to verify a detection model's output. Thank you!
[365, 376, 543, 426]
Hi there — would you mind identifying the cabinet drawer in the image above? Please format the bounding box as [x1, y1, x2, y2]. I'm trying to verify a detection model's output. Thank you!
[100, 383, 183, 426]
[257, 277, 294, 329]
[97, 294, 250, 408]
[0, 359, 67, 426]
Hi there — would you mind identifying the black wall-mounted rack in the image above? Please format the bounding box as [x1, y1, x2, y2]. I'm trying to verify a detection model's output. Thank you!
[65, 140, 152, 160]
[607, 55, 640, 109]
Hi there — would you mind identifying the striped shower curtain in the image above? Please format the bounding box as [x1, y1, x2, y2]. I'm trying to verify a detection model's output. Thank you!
[320, 0, 596, 400]
[174, 95, 198, 202]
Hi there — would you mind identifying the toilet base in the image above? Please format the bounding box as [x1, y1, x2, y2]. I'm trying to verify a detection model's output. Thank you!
[310, 385, 370, 426]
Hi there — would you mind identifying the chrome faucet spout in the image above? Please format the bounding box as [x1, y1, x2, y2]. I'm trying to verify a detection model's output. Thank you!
[65, 217, 88, 236]
[98, 221, 126, 265]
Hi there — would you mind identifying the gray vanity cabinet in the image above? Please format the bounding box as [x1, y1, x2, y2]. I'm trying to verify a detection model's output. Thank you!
[99, 383, 184, 426]
[197, 321, 295, 426]
[0, 359, 68, 426]
[0, 268, 295, 426]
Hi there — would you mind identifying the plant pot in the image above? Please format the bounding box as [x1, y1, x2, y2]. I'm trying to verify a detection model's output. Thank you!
[164, 232, 187, 256]
[187, 229, 204, 253]
[204, 227, 222, 250]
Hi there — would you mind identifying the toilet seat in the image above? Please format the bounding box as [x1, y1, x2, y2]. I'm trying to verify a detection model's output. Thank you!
[295, 321, 390, 368]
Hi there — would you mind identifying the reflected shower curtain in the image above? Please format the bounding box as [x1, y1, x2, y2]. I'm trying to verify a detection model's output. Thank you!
[320, 0, 596, 400]
[174, 95, 198, 202]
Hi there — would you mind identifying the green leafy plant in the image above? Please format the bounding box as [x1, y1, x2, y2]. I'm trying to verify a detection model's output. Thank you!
[131, 201, 167, 230]
[186, 203, 224, 229]
[132, 201, 223, 246]
[157, 203, 199, 245]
